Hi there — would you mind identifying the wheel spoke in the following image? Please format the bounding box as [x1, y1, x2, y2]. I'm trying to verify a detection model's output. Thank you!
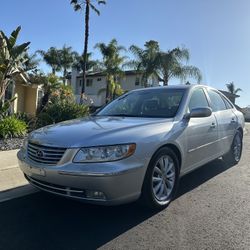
[153, 176, 162, 183]
[154, 166, 162, 175]
[154, 181, 162, 194]
[158, 157, 165, 172]
[158, 183, 164, 196]
[165, 162, 174, 174]
[166, 171, 175, 179]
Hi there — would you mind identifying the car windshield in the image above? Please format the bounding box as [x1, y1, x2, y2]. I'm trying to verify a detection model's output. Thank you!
[96, 88, 185, 118]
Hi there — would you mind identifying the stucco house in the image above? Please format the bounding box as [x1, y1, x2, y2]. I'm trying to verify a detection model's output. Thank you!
[67, 68, 160, 107]
[5, 73, 43, 116]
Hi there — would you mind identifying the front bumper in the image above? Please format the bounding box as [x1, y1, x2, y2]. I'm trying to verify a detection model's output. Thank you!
[17, 149, 146, 205]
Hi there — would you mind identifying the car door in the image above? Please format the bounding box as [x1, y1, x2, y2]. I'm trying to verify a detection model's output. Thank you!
[206, 89, 237, 155]
[183, 88, 219, 172]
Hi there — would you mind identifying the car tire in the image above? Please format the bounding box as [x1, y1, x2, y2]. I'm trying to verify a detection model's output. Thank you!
[223, 131, 243, 165]
[141, 147, 180, 210]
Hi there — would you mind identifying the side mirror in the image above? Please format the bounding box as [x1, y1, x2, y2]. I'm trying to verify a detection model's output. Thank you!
[184, 107, 212, 120]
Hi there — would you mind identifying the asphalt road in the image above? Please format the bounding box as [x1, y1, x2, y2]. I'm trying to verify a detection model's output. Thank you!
[0, 126, 250, 250]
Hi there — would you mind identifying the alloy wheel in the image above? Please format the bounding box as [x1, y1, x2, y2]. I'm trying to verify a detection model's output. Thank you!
[152, 155, 176, 202]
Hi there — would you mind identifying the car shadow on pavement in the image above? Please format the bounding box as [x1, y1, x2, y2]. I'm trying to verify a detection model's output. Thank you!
[0, 158, 235, 250]
[176, 158, 234, 198]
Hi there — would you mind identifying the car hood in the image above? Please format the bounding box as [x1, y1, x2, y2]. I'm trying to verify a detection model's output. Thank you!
[29, 116, 174, 148]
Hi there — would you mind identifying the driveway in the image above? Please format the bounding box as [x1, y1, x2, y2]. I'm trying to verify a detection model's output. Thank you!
[0, 124, 250, 250]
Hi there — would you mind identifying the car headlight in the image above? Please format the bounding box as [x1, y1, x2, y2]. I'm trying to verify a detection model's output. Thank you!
[73, 144, 136, 163]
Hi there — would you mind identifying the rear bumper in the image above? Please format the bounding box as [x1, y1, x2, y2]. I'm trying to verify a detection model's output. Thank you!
[17, 150, 146, 205]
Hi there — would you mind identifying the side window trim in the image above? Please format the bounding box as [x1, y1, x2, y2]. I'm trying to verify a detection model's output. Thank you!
[221, 95, 234, 110]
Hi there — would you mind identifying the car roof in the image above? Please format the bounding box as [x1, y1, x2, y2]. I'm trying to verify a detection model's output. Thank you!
[130, 84, 214, 93]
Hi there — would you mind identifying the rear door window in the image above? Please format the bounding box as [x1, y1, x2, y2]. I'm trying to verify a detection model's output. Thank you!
[207, 90, 227, 112]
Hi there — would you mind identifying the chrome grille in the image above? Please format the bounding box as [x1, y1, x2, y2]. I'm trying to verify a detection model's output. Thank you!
[27, 142, 66, 165]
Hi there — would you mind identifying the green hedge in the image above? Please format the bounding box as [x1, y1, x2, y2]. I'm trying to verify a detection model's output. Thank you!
[0, 116, 27, 139]
[36, 102, 89, 128]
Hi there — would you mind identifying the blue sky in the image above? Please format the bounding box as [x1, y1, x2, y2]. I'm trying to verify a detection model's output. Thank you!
[1, 0, 250, 106]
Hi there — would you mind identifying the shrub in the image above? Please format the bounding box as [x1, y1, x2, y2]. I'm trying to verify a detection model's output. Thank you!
[0, 116, 27, 139]
[0, 97, 17, 119]
[36, 102, 89, 128]
[13, 112, 37, 132]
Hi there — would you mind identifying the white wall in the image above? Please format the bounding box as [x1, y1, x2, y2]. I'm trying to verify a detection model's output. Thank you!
[71, 70, 160, 107]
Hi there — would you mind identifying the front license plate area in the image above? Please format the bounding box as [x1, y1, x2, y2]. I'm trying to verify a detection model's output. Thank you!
[24, 163, 46, 177]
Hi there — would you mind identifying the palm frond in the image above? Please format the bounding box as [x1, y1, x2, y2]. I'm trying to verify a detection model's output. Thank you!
[98, 0, 106, 5]
[90, 3, 100, 15]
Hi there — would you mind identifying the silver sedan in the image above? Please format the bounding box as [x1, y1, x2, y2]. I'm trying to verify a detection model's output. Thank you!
[17, 85, 245, 209]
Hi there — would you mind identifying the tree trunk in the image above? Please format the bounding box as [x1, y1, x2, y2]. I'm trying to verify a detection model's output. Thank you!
[81, 2, 90, 96]
[0, 79, 8, 105]
[105, 77, 110, 103]
[63, 68, 67, 85]
[52, 68, 56, 75]
[163, 75, 169, 86]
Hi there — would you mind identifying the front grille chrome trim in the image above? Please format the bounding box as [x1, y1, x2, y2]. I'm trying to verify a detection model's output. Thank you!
[27, 142, 66, 165]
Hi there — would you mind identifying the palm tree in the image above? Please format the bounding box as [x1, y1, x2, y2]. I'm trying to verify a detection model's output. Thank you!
[157, 47, 202, 85]
[70, 0, 106, 96]
[37, 47, 61, 74]
[129, 40, 160, 87]
[226, 82, 242, 95]
[23, 52, 40, 72]
[59, 45, 78, 84]
[0, 26, 30, 103]
[38, 74, 62, 112]
[95, 39, 127, 101]
[73, 52, 99, 72]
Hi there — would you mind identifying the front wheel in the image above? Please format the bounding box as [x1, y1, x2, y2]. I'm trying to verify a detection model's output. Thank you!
[223, 131, 243, 165]
[141, 147, 180, 210]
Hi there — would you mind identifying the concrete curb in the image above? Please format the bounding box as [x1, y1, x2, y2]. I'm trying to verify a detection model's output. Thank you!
[0, 185, 38, 203]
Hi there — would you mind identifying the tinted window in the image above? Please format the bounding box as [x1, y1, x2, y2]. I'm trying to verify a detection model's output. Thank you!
[188, 88, 209, 111]
[97, 89, 185, 118]
[207, 90, 227, 112]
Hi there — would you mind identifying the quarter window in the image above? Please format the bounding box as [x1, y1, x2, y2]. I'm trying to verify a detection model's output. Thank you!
[222, 96, 234, 109]
[207, 90, 227, 112]
[188, 88, 209, 111]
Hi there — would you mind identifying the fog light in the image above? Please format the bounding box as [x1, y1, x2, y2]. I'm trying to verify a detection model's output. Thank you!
[85, 190, 106, 200]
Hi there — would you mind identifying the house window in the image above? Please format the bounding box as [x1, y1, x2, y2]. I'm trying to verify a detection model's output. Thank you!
[79, 80, 82, 86]
[97, 78, 102, 82]
[86, 79, 93, 87]
[5, 81, 14, 100]
[135, 77, 140, 86]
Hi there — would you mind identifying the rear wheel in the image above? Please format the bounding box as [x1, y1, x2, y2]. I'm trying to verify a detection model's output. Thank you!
[141, 147, 180, 210]
[223, 131, 243, 165]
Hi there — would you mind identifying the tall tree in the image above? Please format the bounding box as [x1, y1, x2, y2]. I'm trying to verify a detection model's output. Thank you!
[70, 0, 106, 96]
[37, 47, 61, 74]
[95, 39, 127, 101]
[129, 40, 160, 87]
[157, 47, 202, 85]
[23, 52, 39, 72]
[59, 45, 78, 84]
[226, 82, 242, 95]
[0, 26, 30, 103]
[73, 52, 99, 72]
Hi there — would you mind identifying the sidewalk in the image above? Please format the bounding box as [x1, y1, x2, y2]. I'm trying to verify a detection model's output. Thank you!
[0, 149, 37, 202]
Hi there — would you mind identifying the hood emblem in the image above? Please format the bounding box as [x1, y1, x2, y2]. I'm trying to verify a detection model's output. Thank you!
[36, 150, 44, 158]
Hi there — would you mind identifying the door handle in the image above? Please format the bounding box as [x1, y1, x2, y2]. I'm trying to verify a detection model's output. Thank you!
[231, 118, 236, 123]
[210, 122, 216, 129]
